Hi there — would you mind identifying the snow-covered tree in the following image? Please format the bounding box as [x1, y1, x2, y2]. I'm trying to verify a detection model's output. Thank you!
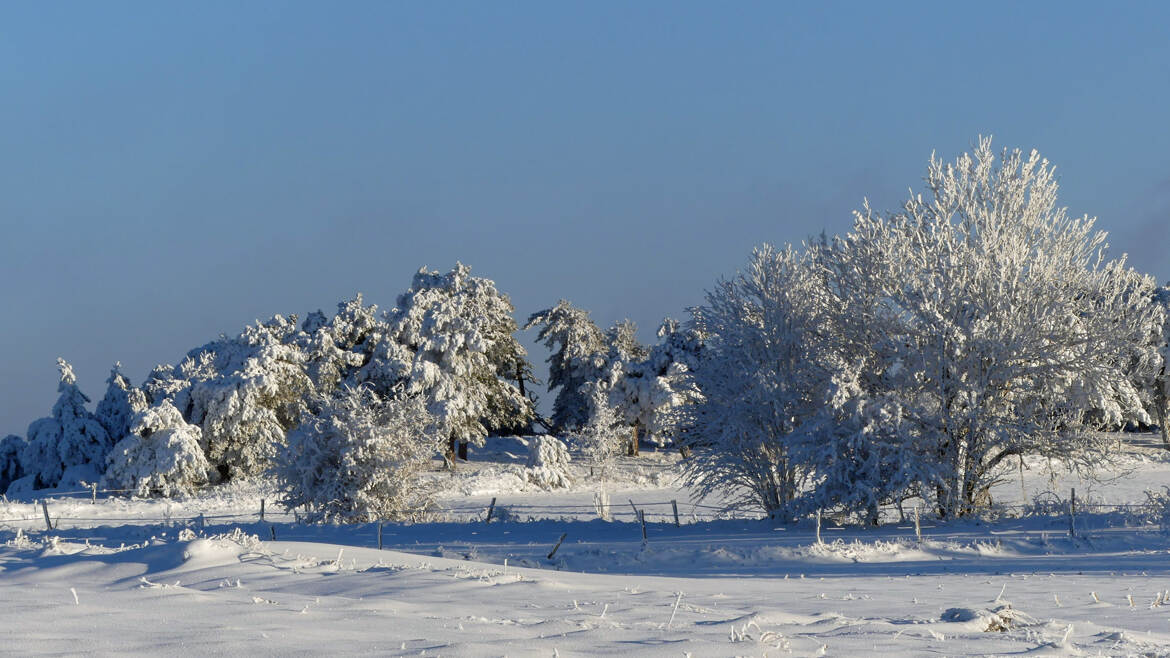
[183, 315, 312, 481]
[103, 400, 210, 497]
[577, 383, 624, 477]
[0, 435, 25, 493]
[575, 383, 625, 519]
[274, 386, 441, 523]
[21, 359, 112, 489]
[94, 363, 148, 442]
[681, 245, 833, 517]
[525, 301, 608, 433]
[1147, 285, 1170, 448]
[602, 319, 703, 454]
[358, 264, 534, 463]
[828, 137, 1164, 517]
[300, 294, 381, 396]
[797, 365, 921, 525]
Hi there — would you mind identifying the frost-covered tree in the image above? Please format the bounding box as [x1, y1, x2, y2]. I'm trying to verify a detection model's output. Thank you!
[797, 365, 921, 525]
[575, 383, 625, 518]
[358, 264, 534, 463]
[300, 294, 381, 396]
[94, 363, 148, 442]
[602, 319, 703, 454]
[274, 386, 441, 523]
[525, 301, 607, 433]
[182, 315, 312, 481]
[681, 245, 833, 517]
[21, 359, 112, 489]
[0, 435, 25, 493]
[578, 383, 624, 477]
[1146, 285, 1170, 448]
[829, 137, 1164, 517]
[103, 400, 210, 497]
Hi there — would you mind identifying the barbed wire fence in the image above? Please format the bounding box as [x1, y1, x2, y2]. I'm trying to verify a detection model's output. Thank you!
[1, 482, 1166, 548]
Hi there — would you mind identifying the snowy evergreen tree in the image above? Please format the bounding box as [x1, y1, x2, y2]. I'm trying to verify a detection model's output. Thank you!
[357, 264, 534, 463]
[602, 319, 703, 453]
[0, 435, 25, 493]
[300, 294, 381, 396]
[274, 386, 440, 523]
[103, 400, 210, 497]
[94, 363, 148, 442]
[525, 300, 607, 433]
[183, 315, 312, 481]
[21, 359, 112, 489]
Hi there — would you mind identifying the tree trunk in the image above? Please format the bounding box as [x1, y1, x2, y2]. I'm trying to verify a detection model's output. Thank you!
[458, 440, 468, 461]
[1155, 386, 1170, 451]
[626, 424, 639, 457]
[445, 436, 458, 471]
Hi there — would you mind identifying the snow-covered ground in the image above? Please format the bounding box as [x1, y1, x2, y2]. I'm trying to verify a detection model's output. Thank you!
[5, 434, 1170, 656]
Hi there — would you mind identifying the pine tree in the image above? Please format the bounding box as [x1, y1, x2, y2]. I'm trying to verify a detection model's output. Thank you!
[357, 264, 534, 463]
[525, 300, 607, 433]
[21, 359, 111, 489]
[94, 362, 148, 441]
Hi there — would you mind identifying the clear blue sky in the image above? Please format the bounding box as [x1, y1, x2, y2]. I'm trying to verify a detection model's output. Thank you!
[2, 1, 1168, 436]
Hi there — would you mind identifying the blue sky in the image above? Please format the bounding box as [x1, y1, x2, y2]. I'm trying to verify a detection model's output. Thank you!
[2, 1, 1168, 435]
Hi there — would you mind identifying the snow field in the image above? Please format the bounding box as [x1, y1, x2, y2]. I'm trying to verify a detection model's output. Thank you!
[4, 436, 1170, 654]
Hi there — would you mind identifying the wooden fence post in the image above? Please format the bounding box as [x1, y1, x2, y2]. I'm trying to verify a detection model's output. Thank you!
[260, 499, 266, 523]
[815, 509, 822, 545]
[41, 500, 53, 531]
[91, 483, 98, 505]
[671, 500, 680, 527]
[639, 510, 647, 542]
[378, 522, 384, 550]
[1068, 488, 1077, 538]
[485, 497, 497, 523]
[547, 532, 567, 560]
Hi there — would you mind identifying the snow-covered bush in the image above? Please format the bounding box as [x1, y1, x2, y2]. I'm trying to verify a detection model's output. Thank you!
[525, 435, 572, 489]
[274, 386, 441, 523]
[1141, 487, 1170, 533]
[103, 400, 210, 498]
[21, 359, 111, 489]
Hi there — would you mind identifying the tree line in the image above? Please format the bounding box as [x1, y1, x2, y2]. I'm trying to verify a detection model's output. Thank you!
[2, 138, 1168, 524]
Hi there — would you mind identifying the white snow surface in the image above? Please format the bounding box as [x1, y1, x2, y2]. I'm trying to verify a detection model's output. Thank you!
[5, 434, 1170, 656]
